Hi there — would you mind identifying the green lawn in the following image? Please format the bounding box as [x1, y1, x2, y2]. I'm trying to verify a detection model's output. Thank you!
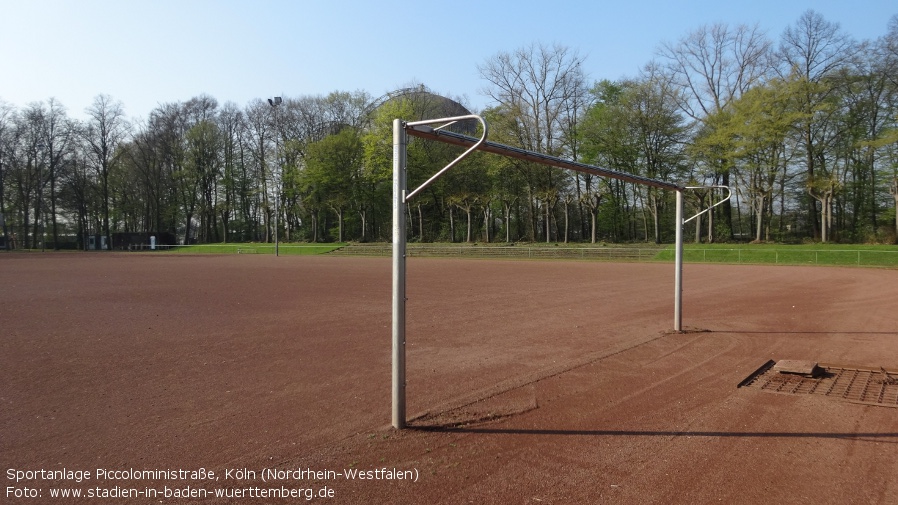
[655, 243, 898, 267]
[150, 242, 898, 266]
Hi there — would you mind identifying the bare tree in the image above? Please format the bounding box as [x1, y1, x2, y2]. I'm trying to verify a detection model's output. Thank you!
[41, 98, 76, 248]
[660, 23, 773, 119]
[779, 10, 857, 82]
[777, 10, 857, 240]
[58, 144, 96, 250]
[216, 101, 245, 242]
[479, 42, 587, 155]
[84, 95, 129, 247]
[478, 43, 587, 241]
[14, 105, 46, 249]
[886, 15, 898, 88]
[0, 101, 14, 248]
[243, 99, 274, 242]
[181, 95, 222, 242]
[658, 23, 773, 240]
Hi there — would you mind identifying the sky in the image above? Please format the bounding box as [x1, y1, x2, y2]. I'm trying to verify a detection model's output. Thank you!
[1, 0, 896, 122]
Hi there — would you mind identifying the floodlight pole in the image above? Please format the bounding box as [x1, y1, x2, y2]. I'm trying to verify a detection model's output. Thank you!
[268, 96, 282, 256]
[392, 119, 407, 429]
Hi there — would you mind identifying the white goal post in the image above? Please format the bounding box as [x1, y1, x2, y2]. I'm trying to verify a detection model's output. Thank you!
[391, 115, 729, 428]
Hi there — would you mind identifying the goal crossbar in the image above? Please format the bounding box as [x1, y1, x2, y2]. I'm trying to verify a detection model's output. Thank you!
[406, 123, 682, 192]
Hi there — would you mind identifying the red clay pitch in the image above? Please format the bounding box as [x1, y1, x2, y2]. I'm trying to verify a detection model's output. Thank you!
[2, 253, 897, 504]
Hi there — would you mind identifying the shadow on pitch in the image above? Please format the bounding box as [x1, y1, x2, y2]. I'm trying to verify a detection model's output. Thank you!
[409, 425, 898, 443]
[706, 329, 898, 336]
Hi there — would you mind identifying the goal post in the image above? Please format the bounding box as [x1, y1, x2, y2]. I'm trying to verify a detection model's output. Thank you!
[391, 119, 407, 429]
[391, 115, 728, 428]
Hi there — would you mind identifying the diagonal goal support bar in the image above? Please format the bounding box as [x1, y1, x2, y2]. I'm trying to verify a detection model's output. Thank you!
[682, 186, 732, 224]
[404, 116, 488, 202]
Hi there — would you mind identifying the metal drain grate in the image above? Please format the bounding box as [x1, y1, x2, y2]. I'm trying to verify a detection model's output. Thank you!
[739, 360, 898, 407]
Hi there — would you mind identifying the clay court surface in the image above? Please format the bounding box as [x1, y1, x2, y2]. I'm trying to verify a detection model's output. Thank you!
[2, 252, 897, 504]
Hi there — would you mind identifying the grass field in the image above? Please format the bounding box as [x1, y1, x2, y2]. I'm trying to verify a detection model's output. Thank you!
[11, 241, 898, 267]
[333, 242, 898, 267]
[655, 243, 898, 267]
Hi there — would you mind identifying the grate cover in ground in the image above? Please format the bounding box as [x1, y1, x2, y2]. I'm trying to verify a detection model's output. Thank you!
[738, 360, 898, 407]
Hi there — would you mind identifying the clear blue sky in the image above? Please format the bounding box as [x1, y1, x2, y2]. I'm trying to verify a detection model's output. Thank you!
[1, 0, 895, 121]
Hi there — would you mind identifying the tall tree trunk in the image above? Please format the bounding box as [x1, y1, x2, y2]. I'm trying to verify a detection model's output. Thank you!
[504, 202, 511, 243]
[417, 204, 423, 242]
[562, 199, 569, 244]
[337, 207, 344, 242]
[102, 166, 110, 249]
[694, 214, 702, 244]
[528, 193, 537, 242]
[50, 172, 58, 249]
[754, 195, 765, 242]
[359, 208, 367, 242]
[591, 207, 597, 244]
[890, 177, 898, 237]
[449, 207, 455, 243]
[221, 209, 229, 243]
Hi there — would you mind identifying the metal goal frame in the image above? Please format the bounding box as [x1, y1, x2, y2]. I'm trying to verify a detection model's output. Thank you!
[391, 115, 729, 428]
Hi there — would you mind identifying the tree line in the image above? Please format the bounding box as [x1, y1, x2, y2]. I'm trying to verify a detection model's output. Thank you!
[1, 10, 897, 250]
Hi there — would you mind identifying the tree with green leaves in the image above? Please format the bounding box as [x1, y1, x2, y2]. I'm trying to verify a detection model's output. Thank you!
[579, 81, 638, 242]
[580, 76, 688, 243]
[722, 78, 805, 241]
[303, 127, 364, 242]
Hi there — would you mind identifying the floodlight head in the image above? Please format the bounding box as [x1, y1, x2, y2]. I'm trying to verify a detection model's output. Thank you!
[274, 96, 282, 105]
